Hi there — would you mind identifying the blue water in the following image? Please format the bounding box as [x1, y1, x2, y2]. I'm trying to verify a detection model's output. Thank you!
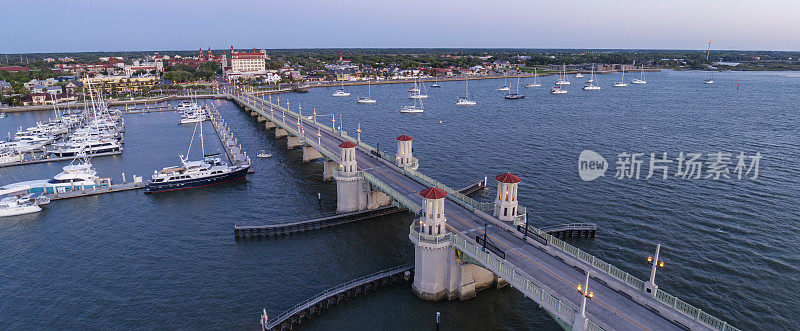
[1, 70, 798, 329]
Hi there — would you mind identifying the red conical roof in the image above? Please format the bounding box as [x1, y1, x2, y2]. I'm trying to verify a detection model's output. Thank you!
[496, 173, 521, 183]
[419, 187, 448, 199]
[396, 134, 414, 141]
[338, 141, 357, 148]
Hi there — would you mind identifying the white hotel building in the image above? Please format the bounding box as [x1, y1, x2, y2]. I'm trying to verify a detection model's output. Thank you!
[223, 46, 271, 82]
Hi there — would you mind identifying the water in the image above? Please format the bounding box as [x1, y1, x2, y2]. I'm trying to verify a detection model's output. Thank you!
[1, 70, 798, 329]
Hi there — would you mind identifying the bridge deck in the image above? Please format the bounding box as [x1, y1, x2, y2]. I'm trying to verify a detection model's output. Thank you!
[227, 89, 734, 331]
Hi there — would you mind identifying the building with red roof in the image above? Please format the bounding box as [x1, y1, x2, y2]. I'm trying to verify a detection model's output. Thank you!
[0, 66, 30, 73]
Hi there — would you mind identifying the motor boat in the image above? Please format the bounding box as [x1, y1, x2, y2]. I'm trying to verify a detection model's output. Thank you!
[332, 89, 350, 97]
[0, 193, 50, 217]
[257, 150, 272, 158]
[551, 86, 567, 94]
[0, 151, 23, 165]
[400, 106, 424, 113]
[456, 98, 476, 106]
[0, 158, 100, 194]
[49, 140, 122, 157]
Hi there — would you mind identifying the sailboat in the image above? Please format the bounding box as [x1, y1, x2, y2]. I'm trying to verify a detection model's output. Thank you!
[504, 77, 525, 99]
[408, 78, 420, 92]
[614, 67, 628, 87]
[456, 78, 477, 106]
[497, 75, 510, 91]
[583, 65, 600, 90]
[574, 72, 584, 78]
[400, 96, 424, 113]
[332, 80, 350, 97]
[430, 78, 441, 88]
[705, 72, 714, 84]
[631, 65, 647, 84]
[409, 78, 428, 99]
[357, 81, 376, 103]
[525, 68, 542, 87]
[555, 64, 570, 85]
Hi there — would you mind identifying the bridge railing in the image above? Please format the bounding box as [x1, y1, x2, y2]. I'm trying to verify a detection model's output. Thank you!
[362, 172, 422, 214]
[409, 222, 449, 245]
[399, 167, 494, 212]
[449, 234, 600, 328]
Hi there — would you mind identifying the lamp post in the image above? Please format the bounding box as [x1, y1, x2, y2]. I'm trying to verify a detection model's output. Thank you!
[644, 243, 664, 296]
[357, 123, 361, 142]
[573, 271, 593, 331]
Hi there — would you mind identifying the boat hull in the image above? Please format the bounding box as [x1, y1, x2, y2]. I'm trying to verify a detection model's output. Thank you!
[144, 166, 250, 193]
[0, 205, 41, 217]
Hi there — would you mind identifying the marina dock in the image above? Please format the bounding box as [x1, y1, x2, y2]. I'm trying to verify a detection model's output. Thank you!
[46, 180, 146, 201]
[540, 223, 598, 239]
[235, 205, 402, 238]
[457, 177, 488, 196]
[207, 105, 252, 171]
[0, 151, 123, 168]
[261, 264, 413, 331]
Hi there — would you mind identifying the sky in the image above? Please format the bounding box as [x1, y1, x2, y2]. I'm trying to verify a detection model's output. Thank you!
[2, 0, 799, 53]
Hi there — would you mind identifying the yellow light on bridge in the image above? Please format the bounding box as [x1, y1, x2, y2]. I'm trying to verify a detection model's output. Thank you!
[659, 261, 665, 268]
[576, 285, 582, 292]
[588, 291, 594, 298]
[647, 256, 653, 262]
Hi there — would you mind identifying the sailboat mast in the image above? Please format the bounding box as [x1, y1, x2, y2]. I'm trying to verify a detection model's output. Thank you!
[200, 118, 205, 158]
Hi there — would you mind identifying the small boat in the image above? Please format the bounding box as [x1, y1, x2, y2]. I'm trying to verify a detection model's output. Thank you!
[550, 86, 567, 94]
[613, 67, 628, 87]
[430, 82, 441, 88]
[631, 65, 647, 84]
[555, 64, 570, 85]
[0, 193, 50, 217]
[705, 72, 714, 84]
[574, 72, 584, 78]
[525, 68, 542, 88]
[0, 151, 23, 165]
[401, 98, 424, 113]
[357, 82, 376, 103]
[257, 150, 272, 158]
[504, 77, 526, 99]
[583, 65, 601, 90]
[0, 113, 6, 119]
[332, 80, 350, 97]
[497, 75, 510, 91]
[456, 78, 476, 106]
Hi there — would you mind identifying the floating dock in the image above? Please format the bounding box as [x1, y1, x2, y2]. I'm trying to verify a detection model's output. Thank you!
[207, 106, 252, 172]
[457, 177, 488, 195]
[540, 223, 598, 239]
[235, 205, 402, 239]
[0, 151, 122, 168]
[261, 264, 413, 331]
[46, 180, 146, 201]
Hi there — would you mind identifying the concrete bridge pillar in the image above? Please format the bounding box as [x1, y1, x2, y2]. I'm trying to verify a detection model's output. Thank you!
[275, 128, 288, 138]
[395, 134, 418, 170]
[302, 146, 323, 163]
[257, 116, 266, 122]
[493, 173, 521, 223]
[323, 160, 337, 181]
[333, 141, 367, 212]
[287, 136, 303, 149]
[265, 121, 276, 130]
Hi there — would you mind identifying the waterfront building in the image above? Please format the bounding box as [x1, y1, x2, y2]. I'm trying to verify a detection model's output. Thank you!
[224, 46, 269, 82]
[80, 75, 158, 94]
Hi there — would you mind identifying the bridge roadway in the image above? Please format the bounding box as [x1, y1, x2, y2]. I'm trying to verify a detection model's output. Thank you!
[225, 88, 718, 331]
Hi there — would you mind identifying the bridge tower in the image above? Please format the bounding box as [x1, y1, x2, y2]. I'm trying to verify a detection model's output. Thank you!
[333, 141, 367, 212]
[493, 173, 521, 222]
[395, 134, 418, 170]
[411, 187, 451, 300]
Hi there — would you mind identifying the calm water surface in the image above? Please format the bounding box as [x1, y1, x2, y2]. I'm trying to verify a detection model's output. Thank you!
[1, 70, 798, 330]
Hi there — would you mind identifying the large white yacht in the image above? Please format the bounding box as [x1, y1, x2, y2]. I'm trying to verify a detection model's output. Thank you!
[0, 158, 100, 195]
[49, 139, 122, 157]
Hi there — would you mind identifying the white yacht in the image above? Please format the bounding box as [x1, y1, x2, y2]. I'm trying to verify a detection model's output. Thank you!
[332, 80, 350, 97]
[555, 64, 570, 85]
[456, 78, 476, 106]
[7, 141, 47, 153]
[583, 65, 601, 90]
[49, 139, 122, 157]
[631, 65, 647, 84]
[400, 98, 424, 113]
[574, 72, 584, 78]
[705, 72, 714, 84]
[525, 68, 542, 88]
[176, 100, 198, 111]
[180, 110, 207, 124]
[0, 151, 23, 165]
[0, 158, 100, 194]
[357, 82, 377, 103]
[0, 193, 50, 217]
[614, 67, 628, 87]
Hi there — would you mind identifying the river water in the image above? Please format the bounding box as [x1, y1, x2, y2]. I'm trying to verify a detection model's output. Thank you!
[0, 70, 797, 330]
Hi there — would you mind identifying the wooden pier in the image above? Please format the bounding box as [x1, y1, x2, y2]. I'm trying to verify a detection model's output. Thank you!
[457, 177, 488, 195]
[235, 205, 402, 239]
[261, 264, 413, 331]
[540, 223, 598, 239]
[207, 105, 252, 171]
[0, 150, 122, 168]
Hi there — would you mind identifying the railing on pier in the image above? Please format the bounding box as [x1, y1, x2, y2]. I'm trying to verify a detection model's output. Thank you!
[263, 264, 413, 330]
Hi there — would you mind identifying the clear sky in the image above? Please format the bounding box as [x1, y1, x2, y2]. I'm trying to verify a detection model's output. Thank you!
[2, 0, 799, 53]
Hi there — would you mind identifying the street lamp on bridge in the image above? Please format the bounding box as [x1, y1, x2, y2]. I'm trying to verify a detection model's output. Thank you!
[574, 271, 594, 331]
[644, 243, 665, 297]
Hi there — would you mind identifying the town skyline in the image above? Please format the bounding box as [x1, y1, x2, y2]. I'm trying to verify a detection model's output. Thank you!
[3, 0, 800, 53]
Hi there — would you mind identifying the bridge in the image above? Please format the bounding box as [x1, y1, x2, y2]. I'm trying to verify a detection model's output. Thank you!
[223, 86, 737, 331]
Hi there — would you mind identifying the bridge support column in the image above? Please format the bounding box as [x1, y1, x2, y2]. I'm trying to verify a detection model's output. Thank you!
[250, 111, 258, 117]
[287, 136, 303, 149]
[323, 160, 337, 181]
[395, 134, 418, 170]
[302, 146, 323, 163]
[334, 141, 367, 212]
[367, 190, 391, 209]
[265, 121, 276, 130]
[275, 128, 288, 138]
[257, 116, 266, 122]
